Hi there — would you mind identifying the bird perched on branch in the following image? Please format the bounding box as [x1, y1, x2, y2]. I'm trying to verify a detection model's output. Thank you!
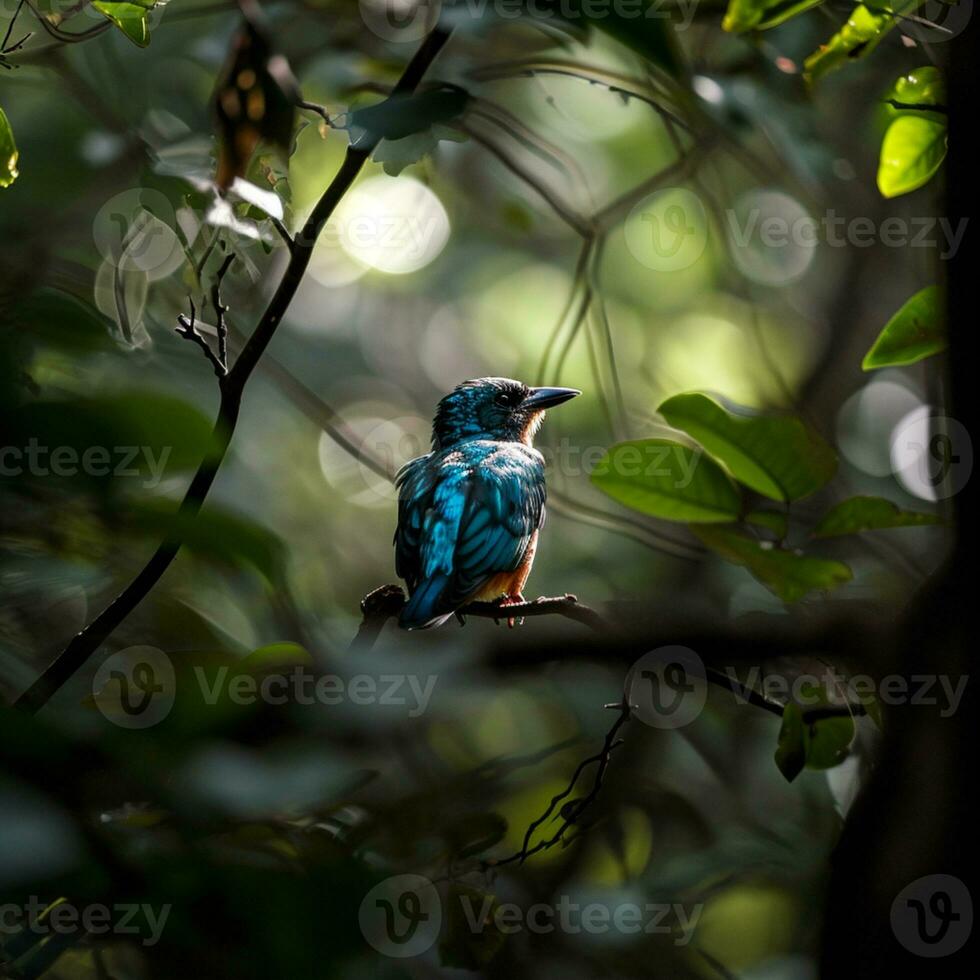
[395, 378, 580, 629]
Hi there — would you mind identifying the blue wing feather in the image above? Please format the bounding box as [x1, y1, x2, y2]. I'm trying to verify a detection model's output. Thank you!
[395, 442, 546, 628]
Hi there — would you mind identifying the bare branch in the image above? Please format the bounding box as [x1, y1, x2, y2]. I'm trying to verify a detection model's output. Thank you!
[175, 298, 226, 380]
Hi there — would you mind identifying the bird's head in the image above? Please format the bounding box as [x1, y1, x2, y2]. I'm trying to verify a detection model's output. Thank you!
[432, 377, 580, 448]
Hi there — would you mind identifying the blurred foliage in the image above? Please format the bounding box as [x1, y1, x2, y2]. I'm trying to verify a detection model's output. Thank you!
[0, 0, 957, 978]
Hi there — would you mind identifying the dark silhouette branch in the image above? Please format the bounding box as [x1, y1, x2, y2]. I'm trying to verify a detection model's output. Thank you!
[488, 698, 631, 867]
[15, 24, 454, 713]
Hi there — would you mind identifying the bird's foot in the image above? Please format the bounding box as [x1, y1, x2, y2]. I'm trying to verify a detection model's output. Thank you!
[496, 594, 527, 628]
[454, 610, 467, 627]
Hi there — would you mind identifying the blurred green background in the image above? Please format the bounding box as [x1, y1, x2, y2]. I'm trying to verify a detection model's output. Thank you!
[0, 1, 957, 978]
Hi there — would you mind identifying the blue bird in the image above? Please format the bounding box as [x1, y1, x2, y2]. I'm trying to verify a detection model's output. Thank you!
[395, 378, 580, 629]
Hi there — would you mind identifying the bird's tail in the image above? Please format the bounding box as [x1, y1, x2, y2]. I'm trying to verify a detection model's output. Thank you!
[399, 575, 454, 630]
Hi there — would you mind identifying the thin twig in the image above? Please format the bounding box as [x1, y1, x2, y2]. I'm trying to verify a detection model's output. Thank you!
[176, 298, 226, 379]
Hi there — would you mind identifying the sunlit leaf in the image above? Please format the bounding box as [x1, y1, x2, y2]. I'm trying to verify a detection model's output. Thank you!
[886, 65, 946, 109]
[862, 285, 944, 369]
[804, 1, 921, 85]
[92, 0, 158, 48]
[0, 106, 19, 188]
[658, 392, 837, 502]
[811, 496, 940, 537]
[591, 439, 742, 523]
[694, 525, 852, 601]
[877, 114, 947, 198]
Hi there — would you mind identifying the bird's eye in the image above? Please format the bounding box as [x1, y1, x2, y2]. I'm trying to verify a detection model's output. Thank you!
[494, 391, 519, 408]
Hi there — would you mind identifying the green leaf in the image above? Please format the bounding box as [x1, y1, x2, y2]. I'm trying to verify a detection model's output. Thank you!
[796, 683, 855, 769]
[862, 285, 944, 369]
[348, 87, 469, 143]
[746, 509, 788, 539]
[658, 392, 837, 502]
[877, 114, 947, 198]
[774, 685, 856, 781]
[723, 0, 823, 34]
[371, 125, 467, 178]
[693, 525, 852, 602]
[590, 439, 742, 523]
[92, 1, 158, 47]
[812, 496, 940, 538]
[0, 105, 19, 188]
[887, 65, 945, 109]
[804, 1, 920, 85]
[774, 702, 806, 782]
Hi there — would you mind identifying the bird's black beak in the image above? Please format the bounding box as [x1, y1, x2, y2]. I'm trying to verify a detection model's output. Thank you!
[522, 386, 581, 410]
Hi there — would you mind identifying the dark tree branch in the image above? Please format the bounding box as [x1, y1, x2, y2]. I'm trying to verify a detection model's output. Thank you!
[487, 699, 631, 867]
[350, 584, 869, 865]
[176, 298, 227, 380]
[15, 25, 454, 713]
[211, 251, 234, 370]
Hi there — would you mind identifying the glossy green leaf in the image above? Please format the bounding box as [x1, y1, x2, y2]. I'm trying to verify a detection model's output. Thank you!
[92, 1, 157, 47]
[591, 439, 742, 523]
[723, 0, 823, 33]
[812, 496, 940, 538]
[694, 525, 852, 602]
[877, 114, 947, 198]
[804, 1, 920, 85]
[886, 66, 945, 110]
[659, 392, 837, 502]
[348, 88, 469, 143]
[862, 285, 944, 369]
[0, 105, 19, 188]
